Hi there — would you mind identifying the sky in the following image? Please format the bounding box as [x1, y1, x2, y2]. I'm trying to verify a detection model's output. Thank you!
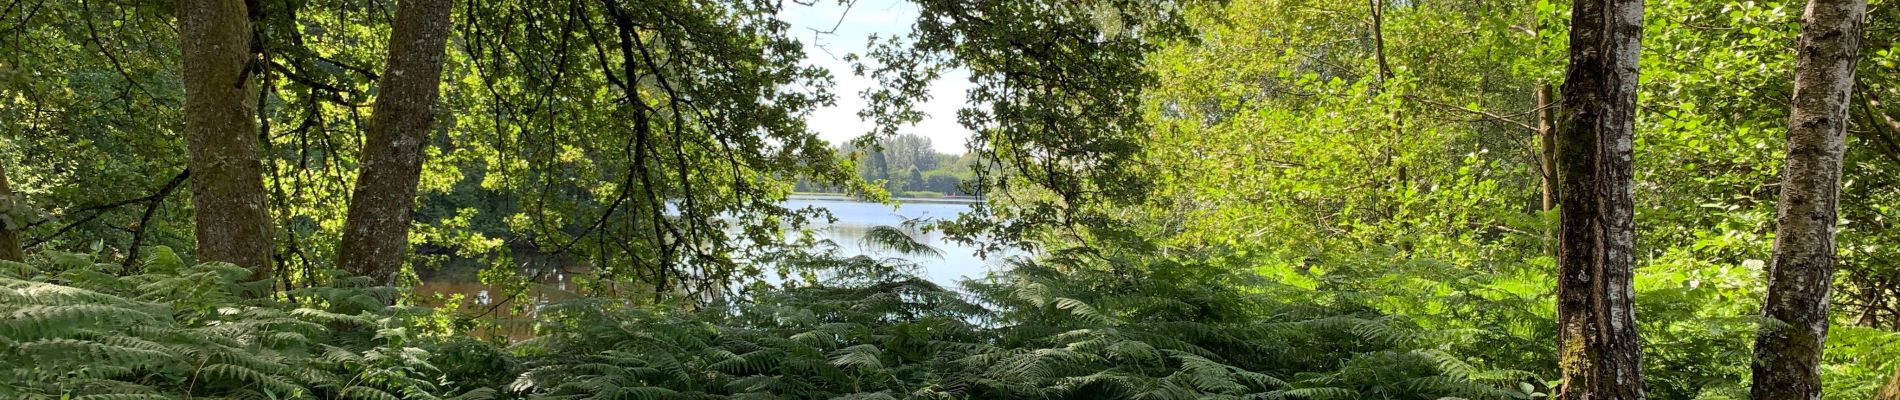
[777, 0, 974, 154]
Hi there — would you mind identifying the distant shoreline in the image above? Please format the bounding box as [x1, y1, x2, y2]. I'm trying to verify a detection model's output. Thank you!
[788, 193, 983, 205]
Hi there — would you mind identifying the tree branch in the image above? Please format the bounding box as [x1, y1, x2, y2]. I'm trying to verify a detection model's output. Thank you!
[1405, 94, 1542, 133]
[120, 169, 190, 271]
[26, 169, 190, 250]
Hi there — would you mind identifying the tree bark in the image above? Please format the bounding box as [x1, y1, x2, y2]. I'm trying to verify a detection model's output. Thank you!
[1552, 0, 1646, 399]
[1879, 365, 1900, 400]
[1750, 1, 1867, 399]
[0, 162, 23, 262]
[1370, 0, 1392, 83]
[1538, 84, 1558, 257]
[1538, 84, 1557, 214]
[177, 0, 274, 287]
[335, 0, 453, 284]
[1369, 0, 1407, 189]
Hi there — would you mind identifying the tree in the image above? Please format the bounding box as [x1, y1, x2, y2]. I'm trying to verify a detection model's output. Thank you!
[1552, 0, 1647, 398]
[177, 0, 273, 285]
[1751, 0, 1868, 399]
[1881, 367, 1900, 400]
[906, 167, 925, 193]
[0, 161, 21, 262]
[886, 134, 938, 172]
[1538, 84, 1559, 256]
[335, 0, 454, 284]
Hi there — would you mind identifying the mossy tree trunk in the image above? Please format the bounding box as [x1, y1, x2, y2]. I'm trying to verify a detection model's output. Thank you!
[177, 0, 274, 290]
[0, 162, 22, 262]
[1552, 0, 1647, 398]
[335, 0, 454, 284]
[1751, 1, 1868, 399]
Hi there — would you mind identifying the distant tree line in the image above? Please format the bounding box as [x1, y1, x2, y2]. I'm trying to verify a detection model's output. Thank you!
[795, 133, 981, 198]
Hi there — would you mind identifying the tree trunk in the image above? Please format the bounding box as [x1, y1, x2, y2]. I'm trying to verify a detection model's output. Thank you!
[334, 0, 453, 284]
[177, 0, 274, 288]
[1369, 0, 1407, 189]
[1751, 1, 1867, 399]
[1537, 84, 1558, 257]
[1879, 365, 1900, 400]
[1538, 84, 1557, 214]
[1856, 284, 1884, 327]
[1552, 0, 1646, 399]
[0, 162, 23, 262]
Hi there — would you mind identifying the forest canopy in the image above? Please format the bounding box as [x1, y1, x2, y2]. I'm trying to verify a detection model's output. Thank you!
[3, 0, 1900, 399]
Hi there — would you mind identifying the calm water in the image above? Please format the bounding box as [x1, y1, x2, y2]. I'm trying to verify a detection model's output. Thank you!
[415, 196, 1001, 303]
[412, 196, 1000, 339]
[784, 195, 1004, 286]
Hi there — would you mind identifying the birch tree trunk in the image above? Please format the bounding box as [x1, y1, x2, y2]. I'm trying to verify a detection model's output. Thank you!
[335, 0, 453, 284]
[1751, 1, 1867, 399]
[1552, 0, 1647, 398]
[177, 0, 274, 288]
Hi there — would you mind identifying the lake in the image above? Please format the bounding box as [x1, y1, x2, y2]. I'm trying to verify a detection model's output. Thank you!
[414, 195, 1001, 305]
[410, 195, 1001, 339]
[781, 195, 1004, 286]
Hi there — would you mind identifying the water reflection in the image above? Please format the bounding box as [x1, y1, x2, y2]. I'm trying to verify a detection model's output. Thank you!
[784, 196, 1005, 286]
[412, 196, 1003, 338]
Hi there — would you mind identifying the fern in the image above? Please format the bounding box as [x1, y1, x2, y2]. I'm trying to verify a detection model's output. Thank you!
[2, 247, 1540, 400]
[858, 225, 945, 259]
[0, 252, 463, 400]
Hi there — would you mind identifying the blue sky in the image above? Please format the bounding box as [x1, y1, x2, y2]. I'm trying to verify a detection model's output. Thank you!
[778, 0, 974, 154]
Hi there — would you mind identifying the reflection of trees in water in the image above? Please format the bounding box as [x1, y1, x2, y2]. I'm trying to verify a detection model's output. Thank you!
[413, 240, 587, 285]
[414, 201, 1004, 341]
[413, 240, 593, 341]
[824, 223, 932, 254]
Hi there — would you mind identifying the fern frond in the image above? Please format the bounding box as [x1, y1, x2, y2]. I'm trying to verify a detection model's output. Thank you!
[831, 344, 885, 370]
[197, 363, 304, 396]
[69, 395, 175, 400]
[857, 225, 944, 258]
[340, 386, 402, 400]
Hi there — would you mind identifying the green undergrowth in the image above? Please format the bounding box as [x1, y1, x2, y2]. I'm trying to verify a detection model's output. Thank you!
[8, 246, 1892, 399]
[0, 248, 1539, 399]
